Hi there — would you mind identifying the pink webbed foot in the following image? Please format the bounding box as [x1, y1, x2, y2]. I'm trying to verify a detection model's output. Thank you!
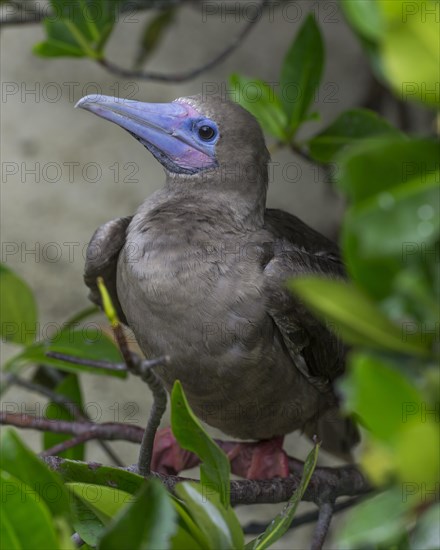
[151, 428, 289, 480]
[151, 427, 200, 475]
[221, 436, 290, 479]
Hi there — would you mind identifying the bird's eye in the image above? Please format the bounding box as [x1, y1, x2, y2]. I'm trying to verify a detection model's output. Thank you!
[198, 125, 216, 141]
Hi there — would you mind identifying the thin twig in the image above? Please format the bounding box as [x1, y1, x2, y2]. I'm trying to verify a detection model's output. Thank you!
[311, 501, 335, 550]
[40, 433, 92, 458]
[1, 412, 144, 442]
[4, 372, 124, 466]
[98, 0, 269, 82]
[101, 281, 169, 477]
[46, 351, 127, 372]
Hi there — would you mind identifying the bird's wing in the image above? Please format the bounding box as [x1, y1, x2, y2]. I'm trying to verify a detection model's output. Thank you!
[84, 216, 132, 325]
[262, 209, 346, 393]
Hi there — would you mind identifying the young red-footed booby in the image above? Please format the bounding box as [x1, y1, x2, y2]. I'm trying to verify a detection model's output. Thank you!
[76, 94, 359, 479]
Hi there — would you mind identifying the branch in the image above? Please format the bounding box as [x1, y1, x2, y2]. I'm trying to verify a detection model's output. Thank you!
[129, 356, 169, 476]
[42, 454, 372, 508]
[40, 433, 93, 458]
[1, 412, 144, 442]
[98, 0, 270, 82]
[45, 351, 127, 373]
[1, 411, 371, 506]
[311, 501, 335, 550]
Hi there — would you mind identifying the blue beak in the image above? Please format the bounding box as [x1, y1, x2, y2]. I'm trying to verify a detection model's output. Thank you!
[75, 95, 217, 174]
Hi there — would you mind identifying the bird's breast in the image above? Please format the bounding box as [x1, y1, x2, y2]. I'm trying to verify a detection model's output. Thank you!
[116, 226, 267, 357]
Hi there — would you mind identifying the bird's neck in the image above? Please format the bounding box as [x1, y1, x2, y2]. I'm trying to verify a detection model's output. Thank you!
[163, 167, 268, 230]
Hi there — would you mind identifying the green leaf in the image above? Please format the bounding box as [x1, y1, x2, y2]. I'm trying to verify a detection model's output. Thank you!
[229, 74, 288, 141]
[342, 169, 439, 258]
[175, 482, 243, 550]
[43, 374, 85, 460]
[280, 14, 324, 133]
[134, 7, 176, 68]
[0, 470, 62, 550]
[170, 525, 204, 550]
[72, 495, 106, 547]
[336, 138, 438, 204]
[67, 483, 132, 523]
[289, 277, 428, 356]
[340, 353, 423, 441]
[171, 381, 231, 508]
[98, 479, 177, 550]
[340, 0, 384, 42]
[378, 0, 440, 106]
[336, 488, 411, 549]
[341, 353, 440, 486]
[0, 428, 71, 519]
[4, 328, 125, 378]
[44, 457, 144, 495]
[245, 443, 319, 550]
[308, 109, 401, 163]
[337, 138, 439, 301]
[0, 264, 37, 346]
[171, 498, 211, 550]
[34, 0, 122, 59]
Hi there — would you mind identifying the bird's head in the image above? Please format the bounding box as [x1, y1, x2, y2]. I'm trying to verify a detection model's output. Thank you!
[75, 94, 270, 191]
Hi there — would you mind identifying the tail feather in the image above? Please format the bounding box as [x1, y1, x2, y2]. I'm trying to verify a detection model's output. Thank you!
[304, 408, 360, 462]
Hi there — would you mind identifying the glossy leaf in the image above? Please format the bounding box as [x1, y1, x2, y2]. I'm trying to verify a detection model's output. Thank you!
[0, 428, 71, 519]
[170, 525, 204, 550]
[72, 495, 106, 547]
[336, 138, 438, 203]
[340, 0, 384, 42]
[98, 479, 176, 550]
[171, 380, 231, 508]
[336, 488, 411, 549]
[43, 374, 85, 460]
[67, 482, 133, 523]
[378, 0, 440, 106]
[308, 109, 400, 163]
[0, 470, 61, 550]
[4, 328, 125, 378]
[230, 74, 288, 141]
[289, 277, 428, 355]
[0, 263, 37, 346]
[343, 170, 439, 257]
[280, 14, 324, 132]
[245, 443, 319, 550]
[52, 457, 144, 494]
[175, 482, 243, 550]
[340, 353, 423, 441]
[34, 0, 122, 59]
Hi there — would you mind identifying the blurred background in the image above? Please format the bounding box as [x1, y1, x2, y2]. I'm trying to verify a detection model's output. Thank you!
[1, 1, 436, 547]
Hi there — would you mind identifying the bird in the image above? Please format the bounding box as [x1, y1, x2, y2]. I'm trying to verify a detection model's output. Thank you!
[76, 93, 359, 479]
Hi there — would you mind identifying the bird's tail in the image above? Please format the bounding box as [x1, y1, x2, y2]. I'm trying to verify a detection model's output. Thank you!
[303, 407, 360, 462]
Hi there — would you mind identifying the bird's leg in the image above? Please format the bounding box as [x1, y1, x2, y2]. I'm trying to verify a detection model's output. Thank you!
[151, 428, 289, 479]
